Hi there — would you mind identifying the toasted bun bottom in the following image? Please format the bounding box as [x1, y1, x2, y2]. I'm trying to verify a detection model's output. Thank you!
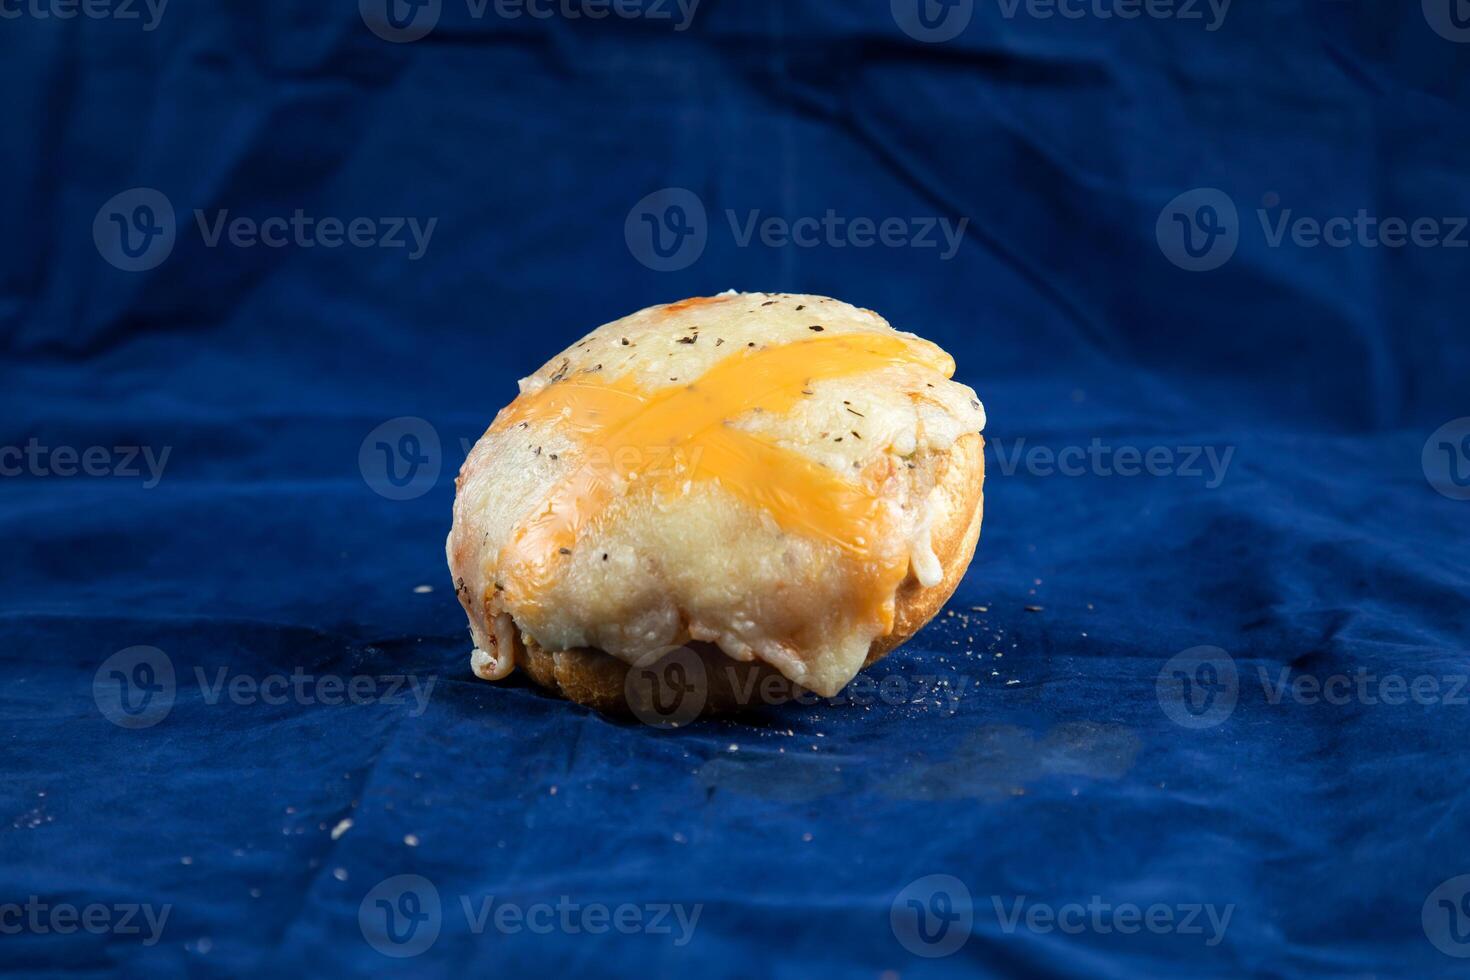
[508, 433, 984, 719]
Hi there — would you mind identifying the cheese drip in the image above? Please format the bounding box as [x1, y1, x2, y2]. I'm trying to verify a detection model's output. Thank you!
[492, 333, 956, 635]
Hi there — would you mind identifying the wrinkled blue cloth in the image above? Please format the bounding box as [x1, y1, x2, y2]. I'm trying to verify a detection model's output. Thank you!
[3, 2, 1469, 977]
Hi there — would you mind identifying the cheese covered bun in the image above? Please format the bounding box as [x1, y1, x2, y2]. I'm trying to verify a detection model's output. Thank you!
[447, 292, 985, 716]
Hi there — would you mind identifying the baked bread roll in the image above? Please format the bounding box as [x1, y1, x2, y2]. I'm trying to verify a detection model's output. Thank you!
[447, 292, 985, 718]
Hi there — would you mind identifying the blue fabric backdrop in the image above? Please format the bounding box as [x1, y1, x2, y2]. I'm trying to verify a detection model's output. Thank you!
[4, 1, 1469, 976]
